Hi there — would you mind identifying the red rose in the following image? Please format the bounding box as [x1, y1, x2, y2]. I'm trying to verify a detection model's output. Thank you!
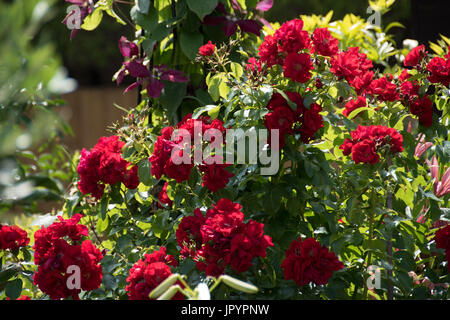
[258, 34, 281, 67]
[0, 225, 29, 251]
[33, 215, 103, 300]
[404, 44, 427, 67]
[367, 75, 399, 102]
[311, 27, 339, 57]
[281, 237, 343, 286]
[427, 57, 450, 87]
[126, 247, 183, 300]
[351, 140, 380, 164]
[409, 95, 433, 127]
[283, 52, 313, 83]
[199, 41, 216, 56]
[177, 199, 273, 277]
[274, 19, 311, 54]
[343, 96, 367, 117]
[199, 159, 234, 192]
[77, 136, 140, 199]
[435, 225, 450, 251]
[330, 47, 373, 82]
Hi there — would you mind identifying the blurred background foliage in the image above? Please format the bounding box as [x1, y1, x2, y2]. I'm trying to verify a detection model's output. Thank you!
[0, 0, 76, 222]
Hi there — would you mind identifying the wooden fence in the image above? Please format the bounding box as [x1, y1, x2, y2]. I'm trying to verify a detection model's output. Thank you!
[61, 86, 137, 151]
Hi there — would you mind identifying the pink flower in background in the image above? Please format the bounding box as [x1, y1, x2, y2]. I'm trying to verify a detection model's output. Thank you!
[62, 0, 93, 39]
[428, 156, 450, 198]
[414, 136, 433, 158]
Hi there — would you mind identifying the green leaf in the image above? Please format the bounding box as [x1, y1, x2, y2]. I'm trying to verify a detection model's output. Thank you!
[180, 31, 203, 60]
[130, 5, 159, 34]
[230, 62, 244, 80]
[5, 278, 23, 300]
[192, 104, 219, 119]
[81, 8, 103, 31]
[263, 188, 282, 214]
[186, 0, 219, 20]
[159, 81, 187, 118]
[138, 158, 152, 186]
[206, 73, 229, 101]
[137, 0, 151, 14]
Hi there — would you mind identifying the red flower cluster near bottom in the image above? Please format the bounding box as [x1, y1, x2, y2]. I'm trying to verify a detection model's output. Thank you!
[281, 237, 343, 286]
[340, 125, 404, 164]
[33, 214, 103, 300]
[435, 225, 450, 272]
[125, 247, 183, 300]
[176, 198, 273, 277]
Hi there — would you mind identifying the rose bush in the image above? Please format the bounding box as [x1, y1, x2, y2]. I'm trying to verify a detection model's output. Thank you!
[1, 0, 449, 300]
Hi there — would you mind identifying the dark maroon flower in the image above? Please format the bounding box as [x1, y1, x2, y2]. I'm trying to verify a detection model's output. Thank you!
[203, 2, 262, 37]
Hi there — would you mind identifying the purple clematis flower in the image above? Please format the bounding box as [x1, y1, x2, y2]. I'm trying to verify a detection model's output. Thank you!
[202, 0, 273, 37]
[116, 37, 189, 98]
[62, 0, 94, 39]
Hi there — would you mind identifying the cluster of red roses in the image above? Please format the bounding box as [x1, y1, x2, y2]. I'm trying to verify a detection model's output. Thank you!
[340, 125, 404, 164]
[263, 91, 324, 148]
[0, 224, 29, 251]
[77, 135, 140, 199]
[435, 225, 450, 272]
[125, 246, 183, 300]
[150, 114, 234, 204]
[281, 237, 343, 286]
[258, 19, 338, 83]
[176, 198, 273, 277]
[33, 214, 103, 300]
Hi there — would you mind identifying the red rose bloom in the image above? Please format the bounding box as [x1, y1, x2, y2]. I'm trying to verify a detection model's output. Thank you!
[339, 125, 403, 164]
[199, 41, 216, 56]
[258, 34, 281, 67]
[351, 140, 380, 164]
[349, 71, 374, 95]
[274, 19, 311, 54]
[330, 47, 373, 83]
[427, 56, 450, 87]
[177, 199, 273, 277]
[247, 57, 262, 74]
[125, 247, 183, 300]
[367, 75, 399, 102]
[409, 95, 433, 127]
[264, 105, 296, 148]
[77, 136, 139, 199]
[264, 92, 323, 148]
[0, 225, 29, 251]
[404, 44, 427, 67]
[281, 237, 343, 286]
[435, 225, 450, 251]
[199, 158, 234, 192]
[33, 214, 103, 300]
[311, 28, 339, 57]
[283, 52, 313, 83]
[343, 96, 367, 117]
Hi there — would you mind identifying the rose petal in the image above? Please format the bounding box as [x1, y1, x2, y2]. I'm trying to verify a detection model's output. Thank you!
[124, 82, 140, 93]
